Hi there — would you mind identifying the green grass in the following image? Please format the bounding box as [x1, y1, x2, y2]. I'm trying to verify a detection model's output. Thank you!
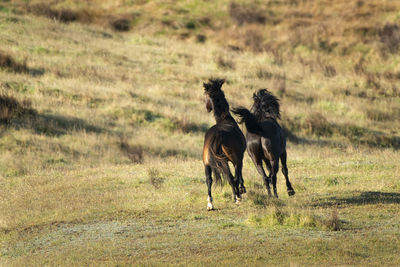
[1, 1, 400, 266]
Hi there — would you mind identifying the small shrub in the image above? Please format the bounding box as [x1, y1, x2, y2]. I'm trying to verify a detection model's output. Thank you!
[256, 67, 273, 80]
[111, 18, 131, 32]
[379, 23, 400, 53]
[323, 64, 337, 77]
[272, 206, 286, 225]
[366, 73, 380, 90]
[365, 108, 391, 122]
[147, 168, 164, 189]
[325, 208, 341, 231]
[223, 191, 232, 200]
[353, 57, 366, 75]
[383, 71, 400, 80]
[247, 190, 285, 208]
[247, 208, 337, 230]
[325, 177, 339, 186]
[174, 117, 208, 133]
[119, 141, 143, 163]
[185, 20, 197, 30]
[244, 29, 264, 52]
[304, 112, 333, 137]
[27, 4, 79, 23]
[247, 190, 268, 207]
[273, 73, 286, 97]
[216, 56, 235, 70]
[196, 34, 207, 43]
[271, 48, 283, 66]
[0, 51, 29, 73]
[335, 124, 367, 140]
[0, 93, 36, 125]
[229, 2, 266, 26]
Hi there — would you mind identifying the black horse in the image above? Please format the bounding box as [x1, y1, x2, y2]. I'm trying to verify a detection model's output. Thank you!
[202, 79, 246, 210]
[232, 89, 295, 198]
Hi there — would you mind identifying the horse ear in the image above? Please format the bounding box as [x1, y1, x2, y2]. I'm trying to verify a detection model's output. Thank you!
[203, 82, 210, 91]
[218, 79, 225, 88]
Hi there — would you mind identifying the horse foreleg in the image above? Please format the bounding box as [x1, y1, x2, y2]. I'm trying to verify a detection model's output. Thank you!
[271, 161, 279, 198]
[280, 151, 295, 196]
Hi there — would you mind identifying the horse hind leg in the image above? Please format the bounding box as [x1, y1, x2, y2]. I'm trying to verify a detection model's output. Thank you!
[235, 161, 246, 194]
[254, 159, 272, 197]
[264, 159, 272, 185]
[205, 165, 214, 210]
[270, 160, 279, 198]
[280, 150, 295, 196]
[221, 161, 241, 204]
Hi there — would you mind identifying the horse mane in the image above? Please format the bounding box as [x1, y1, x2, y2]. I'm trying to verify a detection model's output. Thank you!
[203, 79, 230, 120]
[251, 89, 281, 120]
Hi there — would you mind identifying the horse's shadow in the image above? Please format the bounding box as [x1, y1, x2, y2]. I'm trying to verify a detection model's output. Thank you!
[312, 191, 400, 207]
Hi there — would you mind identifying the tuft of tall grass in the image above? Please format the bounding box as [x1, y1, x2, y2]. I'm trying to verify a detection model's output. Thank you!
[247, 207, 342, 231]
[147, 167, 164, 189]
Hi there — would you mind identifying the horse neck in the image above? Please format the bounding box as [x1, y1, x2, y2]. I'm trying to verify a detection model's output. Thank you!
[211, 96, 231, 123]
[215, 112, 235, 124]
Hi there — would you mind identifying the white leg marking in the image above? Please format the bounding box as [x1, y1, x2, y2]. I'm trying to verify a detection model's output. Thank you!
[235, 196, 242, 205]
[207, 196, 214, 211]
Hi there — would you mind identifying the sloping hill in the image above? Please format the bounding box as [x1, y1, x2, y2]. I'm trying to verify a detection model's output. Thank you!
[1, 1, 400, 265]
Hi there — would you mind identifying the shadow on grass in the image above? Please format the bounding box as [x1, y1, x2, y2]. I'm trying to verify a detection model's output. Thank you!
[0, 50, 45, 77]
[283, 126, 333, 147]
[3, 110, 104, 137]
[283, 124, 400, 150]
[32, 114, 104, 136]
[312, 191, 400, 207]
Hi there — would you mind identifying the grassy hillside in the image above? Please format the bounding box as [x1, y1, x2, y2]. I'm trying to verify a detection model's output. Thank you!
[1, 0, 400, 265]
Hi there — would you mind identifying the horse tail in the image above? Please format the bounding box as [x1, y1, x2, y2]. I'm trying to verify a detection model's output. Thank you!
[231, 107, 264, 135]
[211, 166, 223, 187]
[207, 134, 231, 187]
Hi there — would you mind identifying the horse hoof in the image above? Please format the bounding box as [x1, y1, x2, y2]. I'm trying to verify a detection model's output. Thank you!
[207, 203, 214, 211]
[288, 189, 296, 196]
[235, 197, 242, 205]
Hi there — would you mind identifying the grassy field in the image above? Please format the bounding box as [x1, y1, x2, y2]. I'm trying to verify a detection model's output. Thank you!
[1, 0, 400, 265]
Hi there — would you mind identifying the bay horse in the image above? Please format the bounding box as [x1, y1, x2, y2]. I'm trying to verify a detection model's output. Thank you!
[232, 89, 295, 198]
[202, 79, 246, 210]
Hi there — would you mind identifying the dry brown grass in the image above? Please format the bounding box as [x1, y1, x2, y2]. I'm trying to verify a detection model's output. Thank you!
[0, 1, 400, 265]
